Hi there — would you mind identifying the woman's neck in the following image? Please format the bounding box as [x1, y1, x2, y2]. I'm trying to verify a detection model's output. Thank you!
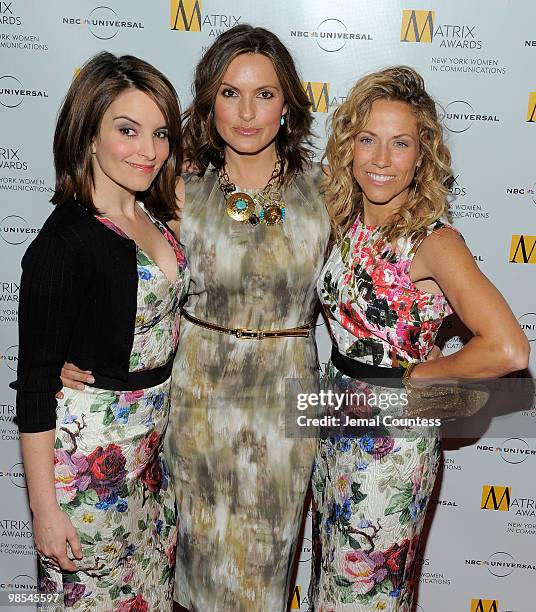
[224, 145, 278, 190]
[92, 181, 137, 220]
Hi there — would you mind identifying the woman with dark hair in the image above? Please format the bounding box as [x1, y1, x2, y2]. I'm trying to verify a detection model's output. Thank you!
[166, 24, 330, 612]
[11, 51, 189, 610]
[310, 66, 529, 611]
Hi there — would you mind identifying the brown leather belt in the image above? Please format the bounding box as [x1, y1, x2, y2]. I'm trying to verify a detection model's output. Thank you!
[182, 310, 313, 339]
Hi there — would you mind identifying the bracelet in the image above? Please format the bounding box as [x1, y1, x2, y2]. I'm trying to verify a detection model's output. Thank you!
[402, 363, 416, 381]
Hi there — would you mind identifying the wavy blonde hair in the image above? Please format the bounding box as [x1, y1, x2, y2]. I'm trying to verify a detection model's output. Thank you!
[323, 66, 453, 245]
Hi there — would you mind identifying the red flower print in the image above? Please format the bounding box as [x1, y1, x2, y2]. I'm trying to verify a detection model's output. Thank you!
[86, 444, 127, 501]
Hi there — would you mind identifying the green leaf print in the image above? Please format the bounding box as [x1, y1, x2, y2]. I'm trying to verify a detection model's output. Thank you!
[129, 353, 140, 369]
[339, 530, 348, 547]
[399, 507, 412, 525]
[102, 406, 115, 426]
[334, 575, 353, 588]
[54, 438, 62, 449]
[93, 532, 102, 542]
[138, 519, 146, 532]
[385, 484, 413, 516]
[141, 557, 150, 570]
[144, 292, 157, 305]
[78, 532, 94, 545]
[417, 437, 428, 454]
[163, 504, 176, 526]
[351, 482, 367, 504]
[77, 489, 99, 505]
[90, 392, 118, 412]
[120, 585, 132, 594]
[340, 236, 351, 265]
[348, 535, 361, 550]
[137, 252, 152, 266]
[63, 573, 81, 584]
[109, 585, 121, 601]
[112, 525, 126, 538]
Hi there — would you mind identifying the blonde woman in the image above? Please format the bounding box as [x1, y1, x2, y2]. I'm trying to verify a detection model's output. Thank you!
[310, 66, 529, 611]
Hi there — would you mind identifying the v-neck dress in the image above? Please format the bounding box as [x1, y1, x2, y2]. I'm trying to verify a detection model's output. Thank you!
[38, 207, 189, 611]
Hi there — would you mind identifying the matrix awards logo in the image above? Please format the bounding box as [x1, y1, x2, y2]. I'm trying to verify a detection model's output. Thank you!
[470, 600, 499, 612]
[303, 82, 330, 113]
[0, 1, 21, 25]
[290, 18, 374, 52]
[527, 93, 536, 123]
[171, 0, 201, 31]
[0, 215, 39, 245]
[477, 439, 535, 464]
[439, 100, 499, 133]
[0, 146, 26, 170]
[509, 235, 536, 264]
[0, 345, 17, 372]
[62, 6, 144, 40]
[0, 75, 48, 108]
[0, 518, 32, 539]
[518, 313, 536, 342]
[400, 10, 434, 43]
[481, 485, 511, 511]
[290, 584, 310, 610]
[170, 1, 240, 36]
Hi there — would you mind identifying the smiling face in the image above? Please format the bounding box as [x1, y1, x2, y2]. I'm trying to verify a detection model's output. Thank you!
[90, 88, 169, 199]
[213, 52, 287, 156]
[353, 98, 421, 219]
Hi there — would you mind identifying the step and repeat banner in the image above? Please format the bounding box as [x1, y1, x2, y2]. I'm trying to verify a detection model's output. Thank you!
[0, 1, 535, 610]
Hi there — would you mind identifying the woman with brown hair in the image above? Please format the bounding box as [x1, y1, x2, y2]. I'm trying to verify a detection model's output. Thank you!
[12, 52, 189, 610]
[165, 24, 330, 612]
[310, 66, 529, 611]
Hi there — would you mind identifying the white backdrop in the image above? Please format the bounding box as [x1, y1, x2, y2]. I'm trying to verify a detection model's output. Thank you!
[0, 1, 535, 610]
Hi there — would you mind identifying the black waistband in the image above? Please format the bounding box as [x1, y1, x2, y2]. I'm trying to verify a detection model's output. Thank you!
[89, 356, 174, 391]
[331, 347, 406, 388]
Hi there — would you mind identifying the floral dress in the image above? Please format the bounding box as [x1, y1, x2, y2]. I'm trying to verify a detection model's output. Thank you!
[310, 217, 455, 612]
[38, 207, 189, 611]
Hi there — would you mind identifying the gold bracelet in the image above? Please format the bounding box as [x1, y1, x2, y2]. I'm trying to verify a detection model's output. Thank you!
[403, 363, 416, 381]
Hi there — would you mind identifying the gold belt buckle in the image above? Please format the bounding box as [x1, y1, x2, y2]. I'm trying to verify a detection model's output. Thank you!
[235, 328, 265, 339]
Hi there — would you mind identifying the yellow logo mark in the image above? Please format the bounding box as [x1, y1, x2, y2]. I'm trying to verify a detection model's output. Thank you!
[481, 485, 511, 511]
[290, 585, 301, 609]
[401, 10, 435, 43]
[170, 0, 202, 32]
[303, 82, 330, 113]
[527, 92, 536, 122]
[470, 599, 499, 612]
[509, 235, 536, 264]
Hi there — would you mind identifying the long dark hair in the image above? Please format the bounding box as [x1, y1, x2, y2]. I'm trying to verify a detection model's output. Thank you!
[183, 24, 313, 183]
[52, 51, 182, 221]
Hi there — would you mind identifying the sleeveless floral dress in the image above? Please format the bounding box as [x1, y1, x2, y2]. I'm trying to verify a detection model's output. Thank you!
[38, 207, 189, 611]
[310, 217, 456, 612]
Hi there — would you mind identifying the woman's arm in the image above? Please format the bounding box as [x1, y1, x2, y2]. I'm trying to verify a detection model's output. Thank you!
[21, 431, 82, 570]
[409, 228, 530, 379]
[13, 231, 84, 567]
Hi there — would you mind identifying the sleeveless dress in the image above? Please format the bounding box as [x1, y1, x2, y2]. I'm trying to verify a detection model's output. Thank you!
[166, 165, 330, 611]
[309, 217, 455, 612]
[39, 207, 189, 611]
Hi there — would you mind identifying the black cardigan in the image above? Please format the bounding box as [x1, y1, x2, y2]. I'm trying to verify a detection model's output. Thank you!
[10, 200, 138, 433]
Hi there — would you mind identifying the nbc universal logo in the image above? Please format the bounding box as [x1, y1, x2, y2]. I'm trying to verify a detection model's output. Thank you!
[0, 215, 39, 245]
[466, 551, 536, 578]
[400, 9, 507, 77]
[170, 1, 241, 37]
[0, 75, 47, 108]
[62, 6, 144, 40]
[438, 100, 499, 134]
[477, 438, 536, 464]
[290, 17, 373, 53]
[0, 462, 25, 488]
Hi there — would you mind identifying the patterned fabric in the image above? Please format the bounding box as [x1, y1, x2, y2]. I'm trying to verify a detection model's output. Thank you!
[38, 207, 189, 611]
[318, 217, 455, 367]
[166, 164, 331, 612]
[310, 217, 455, 611]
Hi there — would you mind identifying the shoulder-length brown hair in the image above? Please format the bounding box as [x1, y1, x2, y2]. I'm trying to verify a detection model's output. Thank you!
[52, 51, 182, 221]
[183, 24, 313, 183]
[323, 65, 453, 244]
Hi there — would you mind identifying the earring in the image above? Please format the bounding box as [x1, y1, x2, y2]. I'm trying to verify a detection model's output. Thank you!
[280, 115, 286, 126]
